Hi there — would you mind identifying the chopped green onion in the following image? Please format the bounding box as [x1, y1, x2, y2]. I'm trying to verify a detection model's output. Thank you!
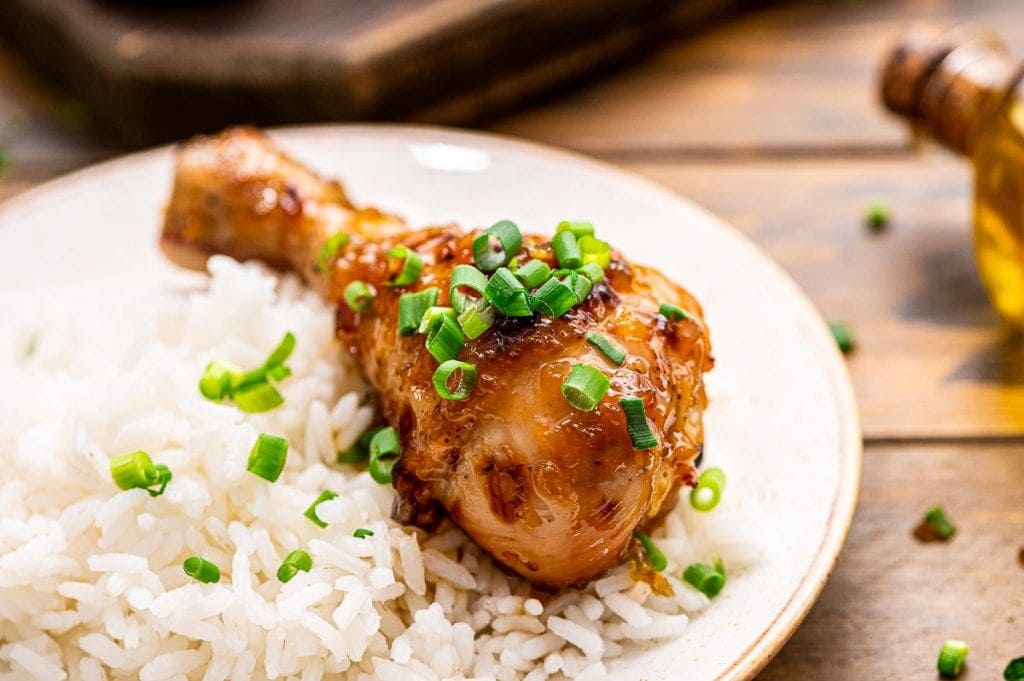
[397, 287, 438, 336]
[337, 424, 385, 465]
[683, 560, 725, 598]
[267, 364, 291, 381]
[472, 220, 523, 272]
[567, 270, 592, 303]
[1004, 657, 1024, 680]
[586, 331, 626, 365]
[385, 245, 423, 287]
[247, 433, 288, 482]
[343, 281, 374, 313]
[233, 382, 284, 413]
[620, 396, 658, 449]
[422, 307, 466, 362]
[368, 426, 401, 485]
[658, 302, 690, 322]
[577, 262, 605, 284]
[304, 490, 339, 527]
[552, 230, 583, 269]
[316, 231, 350, 273]
[353, 528, 374, 539]
[561, 364, 610, 411]
[432, 360, 479, 400]
[456, 302, 496, 339]
[530, 276, 577, 318]
[829, 322, 855, 355]
[938, 640, 969, 678]
[484, 268, 533, 317]
[556, 220, 595, 238]
[578, 235, 611, 268]
[109, 451, 172, 497]
[276, 550, 312, 583]
[915, 506, 957, 541]
[199, 360, 237, 400]
[513, 260, 552, 288]
[634, 530, 667, 571]
[690, 467, 726, 512]
[183, 556, 221, 584]
[265, 332, 296, 368]
[865, 200, 891, 233]
[450, 265, 489, 313]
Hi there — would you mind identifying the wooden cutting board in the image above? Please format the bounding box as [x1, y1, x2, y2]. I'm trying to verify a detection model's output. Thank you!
[0, 0, 756, 144]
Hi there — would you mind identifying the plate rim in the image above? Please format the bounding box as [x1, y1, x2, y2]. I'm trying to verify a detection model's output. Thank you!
[0, 123, 862, 680]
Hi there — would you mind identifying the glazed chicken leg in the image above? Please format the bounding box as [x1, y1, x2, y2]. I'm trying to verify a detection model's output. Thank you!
[162, 128, 713, 589]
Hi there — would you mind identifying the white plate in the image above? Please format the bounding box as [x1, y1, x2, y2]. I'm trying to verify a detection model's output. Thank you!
[0, 125, 860, 680]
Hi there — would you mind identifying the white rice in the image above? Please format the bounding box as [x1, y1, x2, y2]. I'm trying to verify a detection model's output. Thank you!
[0, 256, 764, 680]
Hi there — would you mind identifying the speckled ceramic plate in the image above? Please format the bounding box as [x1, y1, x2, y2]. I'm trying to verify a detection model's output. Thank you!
[0, 126, 860, 680]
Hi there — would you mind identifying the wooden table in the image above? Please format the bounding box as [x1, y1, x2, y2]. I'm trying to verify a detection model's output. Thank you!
[2, 0, 1022, 677]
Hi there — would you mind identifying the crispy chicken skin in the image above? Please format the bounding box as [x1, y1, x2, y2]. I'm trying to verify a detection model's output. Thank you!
[162, 128, 713, 589]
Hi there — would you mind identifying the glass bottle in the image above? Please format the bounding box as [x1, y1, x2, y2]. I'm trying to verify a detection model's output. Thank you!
[881, 25, 1024, 328]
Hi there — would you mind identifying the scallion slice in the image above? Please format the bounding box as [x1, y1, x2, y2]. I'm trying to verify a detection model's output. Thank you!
[472, 220, 523, 272]
[586, 331, 625, 365]
[450, 265, 489, 313]
[690, 467, 726, 511]
[620, 396, 658, 449]
[457, 302, 496, 340]
[304, 490, 339, 527]
[265, 332, 296, 368]
[938, 640, 969, 678]
[659, 302, 691, 322]
[397, 287, 438, 336]
[316, 231, 350, 273]
[337, 424, 385, 465]
[577, 262, 605, 284]
[386, 245, 423, 287]
[199, 331, 295, 412]
[276, 549, 312, 583]
[567, 270, 592, 303]
[432, 360, 479, 400]
[683, 560, 725, 598]
[343, 281, 374, 313]
[552, 230, 583, 269]
[1003, 657, 1024, 680]
[555, 220, 595, 238]
[233, 382, 284, 413]
[634, 530, 667, 571]
[199, 360, 237, 400]
[353, 528, 374, 539]
[513, 260, 552, 288]
[920, 506, 957, 540]
[530, 276, 577, 318]
[578, 235, 611, 268]
[109, 451, 172, 497]
[561, 364, 610, 411]
[183, 556, 221, 584]
[422, 307, 466, 362]
[368, 426, 401, 485]
[484, 267, 533, 317]
[829, 321, 855, 355]
[247, 433, 288, 482]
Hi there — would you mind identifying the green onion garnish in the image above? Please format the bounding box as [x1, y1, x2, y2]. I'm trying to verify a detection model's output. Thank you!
[513, 260, 552, 288]
[620, 396, 658, 449]
[265, 331, 296, 368]
[421, 307, 466, 362]
[472, 220, 523, 272]
[316, 231, 350, 273]
[865, 201, 891, 233]
[530, 276, 577, 318]
[561, 364, 610, 411]
[690, 467, 726, 512]
[484, 267, 533, 317]
[385, 245, 423, 287]
[658, 302, 690, 322]
[199, 332, 294, 412]
[432, 360, 479, 400]
[552, 230, 583, 269]
[199, 360, 236, 400]
[337, 425, 385, 465]
[247, 433, 288, 482]
[109, 451, 172, 497]
[938, 640, 969, 678]
[183, 556, 221, 584]
[450, 265, 489, 313]
[368, 427, 401, 485]
[634, 530, 667, 571]
[1004, 657, 1024, 680]
[915, 506, 957, 541]
[456, 302, 496, 339]
[555, 220, 595, 239]
[304, 490, 339, 527]
[397, 288, 438, 336]
[343, 281, 374, 313]
[567, 270, 592, 303]
[578, 235, 611, 268]
[829, 322, 855, 355]
[276, 550, 312, 583]
[232, 382, 284, 413]
[353, 528, 374, 539]
[586, 331, 625, 365]
[577, 262, 605, 284]
[683, 559, 725, 598]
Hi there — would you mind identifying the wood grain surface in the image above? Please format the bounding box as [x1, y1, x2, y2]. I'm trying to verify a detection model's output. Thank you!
[2, 0, 1023, 677]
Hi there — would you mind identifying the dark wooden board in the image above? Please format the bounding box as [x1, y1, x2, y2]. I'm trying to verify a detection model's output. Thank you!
[0, 0, 759, 145]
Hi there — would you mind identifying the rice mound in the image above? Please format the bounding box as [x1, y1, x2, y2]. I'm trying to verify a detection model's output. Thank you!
[0, 257, 762, 680]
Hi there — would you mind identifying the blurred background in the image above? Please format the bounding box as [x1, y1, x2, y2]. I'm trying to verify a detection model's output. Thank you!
[1, 0, 1023, 678]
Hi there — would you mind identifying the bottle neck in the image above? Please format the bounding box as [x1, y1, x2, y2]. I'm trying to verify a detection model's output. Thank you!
[881, 25, 1022, 155]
